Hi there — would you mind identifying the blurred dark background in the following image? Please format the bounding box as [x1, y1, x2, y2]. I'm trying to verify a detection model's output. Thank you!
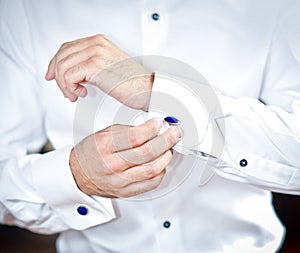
[273, 193, 300, 252]
[0, 193, 299, 253]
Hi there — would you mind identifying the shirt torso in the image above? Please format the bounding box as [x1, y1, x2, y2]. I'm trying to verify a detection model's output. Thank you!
[13, 0, 289, 252]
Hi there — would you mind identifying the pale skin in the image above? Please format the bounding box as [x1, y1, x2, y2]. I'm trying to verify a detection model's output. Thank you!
[45, 34, 153, 110]
[45, 34, 181, 198]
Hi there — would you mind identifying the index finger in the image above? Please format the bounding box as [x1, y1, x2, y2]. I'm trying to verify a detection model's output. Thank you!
[109, 118, 164, 152]
[117, 125, 181, 166]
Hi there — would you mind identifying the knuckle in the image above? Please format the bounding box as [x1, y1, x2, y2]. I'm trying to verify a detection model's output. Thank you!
[60, 42, 69, 50]
[124, 173, 136, 183]
[55, 78, 67, 91]
[94, 134, 106, 150]
[156, 170, 166, 180]
[115, 177, 129, 188]
[95, 33, 104, 39]
[56, 58, 65, 67]
[117, 153, 133, 168]
[151, 176, 164, 189]
[144, 166, 157, 178]
[87, 56, 100, 66]
[65, 64, 83, 79]
[165, 130, 178, 147]
[108, 187, 120, 197]
[164, 150, 173, 163]
[97, 159, 111, 172]
[104, 158, 122, 174]
[128, 129, 144, 147]
[64, 69, 73, 80]
[61, 84, 68, 92]
[102, 166, 114, 176]
[56, 60, 67, 73]
[92, 45, 103, 55]
[147, 119, 160, 132]
[60, 41, 74, 50]
[152, 180, 161, 189]
[93, 34, 105, 43]
[138, 143, 153, 156]
[107, 165, 119, 174]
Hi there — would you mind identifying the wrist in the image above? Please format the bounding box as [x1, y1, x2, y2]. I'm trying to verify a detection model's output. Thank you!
[69, 148, 95, 196]
[142, 72, 154, 111]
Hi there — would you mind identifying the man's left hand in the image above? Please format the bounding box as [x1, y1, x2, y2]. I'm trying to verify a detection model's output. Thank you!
[45, 34, 153, 110]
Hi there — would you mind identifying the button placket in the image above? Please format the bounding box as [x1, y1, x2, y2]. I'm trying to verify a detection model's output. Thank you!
[151, 12, 160, 21]
[163, 220, 171, 229]
[141, 10, 168, 54]
[239, 159, 248, 167]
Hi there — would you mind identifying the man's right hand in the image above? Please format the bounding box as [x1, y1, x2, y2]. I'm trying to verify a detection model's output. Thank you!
[70, 118, 182, 198]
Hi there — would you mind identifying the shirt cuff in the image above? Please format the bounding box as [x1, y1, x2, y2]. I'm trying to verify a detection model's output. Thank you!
[218, 144, 299, 185]
[148, 72, 211, 151]
[32, 146, 115, 230]
[148, 73, 300, 191]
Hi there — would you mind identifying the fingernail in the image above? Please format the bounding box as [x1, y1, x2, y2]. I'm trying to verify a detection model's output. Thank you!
[154, 118, 163, 128]
[173, 126, 182, 138]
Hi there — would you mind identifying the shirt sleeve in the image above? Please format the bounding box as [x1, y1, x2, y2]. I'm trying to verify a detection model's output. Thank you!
[148, 12, 300, 195]
[0, 0, 115, 234]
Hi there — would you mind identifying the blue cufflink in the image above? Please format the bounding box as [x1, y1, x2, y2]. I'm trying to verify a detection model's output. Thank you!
[77, 205, 88, 215]
[164, 116, 180, 125]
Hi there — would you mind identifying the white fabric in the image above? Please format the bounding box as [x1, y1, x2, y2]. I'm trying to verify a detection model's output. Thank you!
[1, 0, 300, 252]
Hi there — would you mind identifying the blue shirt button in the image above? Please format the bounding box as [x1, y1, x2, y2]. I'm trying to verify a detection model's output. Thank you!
[77, 206, 88, 215]
[164, 116, 180, 125]
[163, 221, 171, 229]
[240, 159, 248, 167]
[151, 13, 160, 21]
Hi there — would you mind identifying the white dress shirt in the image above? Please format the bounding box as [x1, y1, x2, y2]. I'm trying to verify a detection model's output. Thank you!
[1, 0, 300, 252]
